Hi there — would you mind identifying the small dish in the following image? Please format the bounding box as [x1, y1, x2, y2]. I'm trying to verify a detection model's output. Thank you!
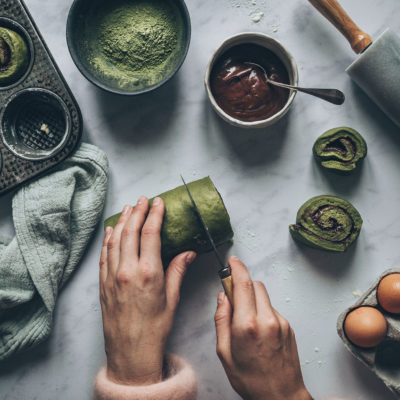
[66, 0, 191, 95]
[205, 32, 298, 129]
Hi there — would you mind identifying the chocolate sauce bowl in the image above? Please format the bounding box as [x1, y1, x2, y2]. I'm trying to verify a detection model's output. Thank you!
[205, 33, 298, 129]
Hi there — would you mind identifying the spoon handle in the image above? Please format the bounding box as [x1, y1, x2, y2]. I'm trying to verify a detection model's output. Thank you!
[269, 80, 345, 105]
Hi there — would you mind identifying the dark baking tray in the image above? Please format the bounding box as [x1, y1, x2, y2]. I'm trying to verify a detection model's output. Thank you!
[0, 0, 82, 195]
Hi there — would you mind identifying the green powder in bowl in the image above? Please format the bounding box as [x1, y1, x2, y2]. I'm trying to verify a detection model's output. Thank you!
[67, 0, 190, 94]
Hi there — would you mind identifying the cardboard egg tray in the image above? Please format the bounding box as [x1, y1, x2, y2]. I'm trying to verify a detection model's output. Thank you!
[0, 0, 82, 195]
[337, 269, 400, 397]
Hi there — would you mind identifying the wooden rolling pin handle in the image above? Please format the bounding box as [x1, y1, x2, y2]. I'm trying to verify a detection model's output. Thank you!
[219, 267, 234, 306]
[308, 0, 373, 54]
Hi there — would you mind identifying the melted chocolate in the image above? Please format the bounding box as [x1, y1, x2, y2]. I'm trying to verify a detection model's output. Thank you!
[210, 44, 290, 122]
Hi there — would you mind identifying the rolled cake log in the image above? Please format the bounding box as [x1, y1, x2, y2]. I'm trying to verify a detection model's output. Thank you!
[313, 127, 367, 174]
[0, 27, 29, 86]
[104, 177, 234, 261]
[289, 195, 362, 252]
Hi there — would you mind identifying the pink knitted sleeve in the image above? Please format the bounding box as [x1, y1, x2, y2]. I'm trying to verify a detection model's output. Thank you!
[93, 354, 197, 400]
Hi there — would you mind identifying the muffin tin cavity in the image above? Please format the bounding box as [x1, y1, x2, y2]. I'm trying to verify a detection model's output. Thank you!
[0, 0, 82, 195]
[337, 269, 400, 397]
[0, 89, 71, 160]
[0, 17, 33, 89]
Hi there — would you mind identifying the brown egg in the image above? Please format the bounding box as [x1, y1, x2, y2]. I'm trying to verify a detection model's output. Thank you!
[344, 306, 387, 348]
[377, 273, 400, 314]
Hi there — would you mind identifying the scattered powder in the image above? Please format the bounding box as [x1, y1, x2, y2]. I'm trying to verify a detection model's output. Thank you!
[287, 267, 294, 272]
[285, 297, 291, 303]
[236, 222, 262, 252]
[352, 289, 362, 298]
[229, 0, 267, 24]
[318, 361, 323, 367]
[230, 0, 267, 8]
[314, 347, 320, 353]
[251, 12, 264, 22]
[272, 26, 278, 32]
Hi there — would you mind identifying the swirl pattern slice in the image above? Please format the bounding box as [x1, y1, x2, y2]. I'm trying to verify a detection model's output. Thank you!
[313, 127, 367, 174]
[289, 195, 363, 252]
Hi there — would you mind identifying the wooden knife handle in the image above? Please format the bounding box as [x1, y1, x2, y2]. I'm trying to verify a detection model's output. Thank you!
[308, 0, 373, 54]
[219, 267, 234, 305]
[221, 275, 233, 305]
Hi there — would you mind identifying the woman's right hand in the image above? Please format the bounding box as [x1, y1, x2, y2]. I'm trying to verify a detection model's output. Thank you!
[214, 256, 312, 400]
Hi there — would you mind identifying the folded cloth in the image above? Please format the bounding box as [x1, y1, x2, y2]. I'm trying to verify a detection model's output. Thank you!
[0, 143, 109, 361]
[93, 354, 197, 400]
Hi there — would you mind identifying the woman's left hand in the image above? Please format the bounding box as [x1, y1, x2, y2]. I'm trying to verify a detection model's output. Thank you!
[99, 196, 196, 386]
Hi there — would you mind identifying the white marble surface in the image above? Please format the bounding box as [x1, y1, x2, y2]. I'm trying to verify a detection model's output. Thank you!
[1, 0, 400, 399]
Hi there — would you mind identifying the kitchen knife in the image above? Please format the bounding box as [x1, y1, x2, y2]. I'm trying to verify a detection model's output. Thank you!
[180, 175, 233, 305]
[309, 0, 400, 127]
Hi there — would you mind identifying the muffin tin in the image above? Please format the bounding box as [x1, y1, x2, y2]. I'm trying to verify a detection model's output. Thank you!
[337, 269, 400, 397]
[0, 0, 82, 195]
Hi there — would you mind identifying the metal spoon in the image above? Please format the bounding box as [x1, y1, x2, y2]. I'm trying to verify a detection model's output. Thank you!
[245, 62, 345, 105]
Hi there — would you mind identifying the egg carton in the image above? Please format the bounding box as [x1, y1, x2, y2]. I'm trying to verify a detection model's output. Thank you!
[0, 0, 82, 195]
[337, 269, 400, 398]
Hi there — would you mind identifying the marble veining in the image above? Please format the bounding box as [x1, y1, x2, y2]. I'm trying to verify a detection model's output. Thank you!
[1, 0, 400, 399]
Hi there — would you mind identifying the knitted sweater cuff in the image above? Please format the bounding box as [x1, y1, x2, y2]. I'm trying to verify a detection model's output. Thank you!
[93, 354, 197, 400]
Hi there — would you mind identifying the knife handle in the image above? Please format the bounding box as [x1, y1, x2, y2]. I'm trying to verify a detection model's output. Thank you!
[219, 267, 234, 306]
[308, 0, 373, 54]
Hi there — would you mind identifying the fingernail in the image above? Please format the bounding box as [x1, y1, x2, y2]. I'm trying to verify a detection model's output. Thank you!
[186, 252, 196, 264]
[217, 291, 225, 305]
[105, 226, 112, 239]
[153, 197, 161, 206]
[122, 205, 131, 215]
[137, 196, 146, 205]
[231, 255, 239, 261]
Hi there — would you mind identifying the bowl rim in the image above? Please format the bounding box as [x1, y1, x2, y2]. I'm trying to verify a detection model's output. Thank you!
[204, 32, 299, 129]
[66, 0, 191, 96]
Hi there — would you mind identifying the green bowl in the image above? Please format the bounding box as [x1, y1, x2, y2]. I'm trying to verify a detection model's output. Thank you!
[66, 0, 191, 95]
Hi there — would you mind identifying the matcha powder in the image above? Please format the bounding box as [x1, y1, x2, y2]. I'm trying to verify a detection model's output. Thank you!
[88, 0, 184, 90]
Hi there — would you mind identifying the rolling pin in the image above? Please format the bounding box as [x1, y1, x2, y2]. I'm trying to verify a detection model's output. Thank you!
[309, 0, 400, 127]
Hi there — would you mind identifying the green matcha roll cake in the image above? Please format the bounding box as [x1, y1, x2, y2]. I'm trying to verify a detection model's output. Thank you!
[105, 177, 234, 261]
[313, 127, 367, 174]
[289, 195, 362, 252]
[0, 27, 29, 86]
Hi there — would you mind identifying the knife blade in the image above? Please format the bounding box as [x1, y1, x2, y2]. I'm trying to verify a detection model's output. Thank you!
[180, 175, 233, 304]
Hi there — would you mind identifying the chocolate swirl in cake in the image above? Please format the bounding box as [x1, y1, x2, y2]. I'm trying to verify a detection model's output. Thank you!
[313, 127, 367, 174]
[289, 195, 363, 252]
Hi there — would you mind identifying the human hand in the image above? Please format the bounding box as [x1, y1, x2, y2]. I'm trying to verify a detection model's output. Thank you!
[99, 197, 196, 385]
[214, 256, 312, 400]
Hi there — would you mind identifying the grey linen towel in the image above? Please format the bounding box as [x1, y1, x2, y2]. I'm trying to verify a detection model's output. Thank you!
[0, 143, 108, 361]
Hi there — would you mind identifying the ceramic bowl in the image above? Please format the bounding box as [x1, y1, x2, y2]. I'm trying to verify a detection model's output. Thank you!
[66, 0, 191, 95]
[205, 32, 299, 128]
